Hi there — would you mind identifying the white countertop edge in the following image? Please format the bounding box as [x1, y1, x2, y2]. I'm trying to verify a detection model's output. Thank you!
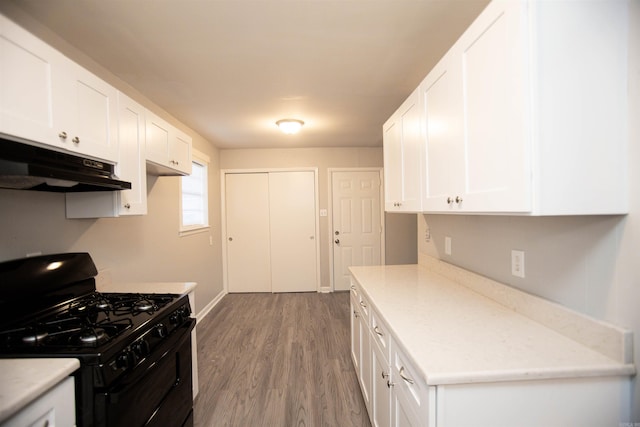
[0, 358, 79, 423]
[418, 253, 632, 364]
[97, 281, 197, 296]
[427, 363, 637, 386]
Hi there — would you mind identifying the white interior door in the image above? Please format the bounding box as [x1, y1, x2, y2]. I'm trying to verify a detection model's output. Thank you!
[269, 171, 317, 292]
[225, 173, 271, 293]
[332, 170, 382, 291]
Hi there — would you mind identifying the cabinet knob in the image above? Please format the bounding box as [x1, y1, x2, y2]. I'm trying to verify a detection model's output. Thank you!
[447, 197, 453, 204]
[72, 136, 80, 144]
[455, 196, 463, 203]
[334, 239, 340, 244]
[228, 237, 233, 241]
[124, 203, 131, 209]
[58, 131, 68, 140]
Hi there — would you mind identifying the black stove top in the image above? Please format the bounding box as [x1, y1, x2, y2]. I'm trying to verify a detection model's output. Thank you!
[0, 291, 179, 351]
[0, 253, 191, 365]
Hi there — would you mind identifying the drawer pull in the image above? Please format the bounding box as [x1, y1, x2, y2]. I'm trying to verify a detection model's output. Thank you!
[374, 326, 384, 337]
[360, 301, 367, 308]
[399, 367, 414, 384]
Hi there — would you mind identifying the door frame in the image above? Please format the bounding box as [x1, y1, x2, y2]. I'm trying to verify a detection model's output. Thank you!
[328, 167, 385, 292]
[221, 168, 321, 293]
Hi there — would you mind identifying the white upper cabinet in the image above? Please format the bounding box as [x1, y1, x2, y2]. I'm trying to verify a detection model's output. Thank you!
[0, 14, 62, 147]
[420, 0, 629, 215]
[54, 61, 119, 162]
[146, 111, 192, 176]
[383, 87, 423, 213]
[0, 15, 118, 163]
[66, 92, 148, 218]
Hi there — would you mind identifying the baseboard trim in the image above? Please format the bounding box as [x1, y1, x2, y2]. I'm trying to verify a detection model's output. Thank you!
[196, 290, 227, 324]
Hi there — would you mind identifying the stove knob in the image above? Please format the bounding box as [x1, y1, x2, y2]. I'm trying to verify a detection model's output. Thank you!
[132, 339, 150, 357]
[115, 351, 132, 369]
[154, 323, 167, 338]
[170, 311, 184, 325]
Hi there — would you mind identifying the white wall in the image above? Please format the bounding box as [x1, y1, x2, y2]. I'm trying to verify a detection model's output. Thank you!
[418, 2, 640, 419]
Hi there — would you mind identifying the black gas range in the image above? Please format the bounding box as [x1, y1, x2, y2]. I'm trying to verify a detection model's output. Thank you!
[0, 253, 195, 427]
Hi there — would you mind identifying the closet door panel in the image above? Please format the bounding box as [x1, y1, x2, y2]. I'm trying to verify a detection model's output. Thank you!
[269, 171, 317, 292]
[225, 173, 271, 293]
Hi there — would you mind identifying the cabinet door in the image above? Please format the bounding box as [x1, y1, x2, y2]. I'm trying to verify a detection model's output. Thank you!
[146, 110, 192, 176]
[392, 391, 421, 427]
[0, 15, 63, 147]
[372, 341, 391, 427]
[457, 0, 531, 212]
[57, 63, 119, 162]
[422, 49, 465, 212]
[350, 295, 361, 373]
[383, 88, 423, 212]
[116, 92, 147, 215]
[360, 314, 372, 415]
[172, 129, 192, 175]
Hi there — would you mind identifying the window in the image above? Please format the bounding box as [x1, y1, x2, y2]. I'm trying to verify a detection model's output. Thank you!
[180, 149, 209, 235]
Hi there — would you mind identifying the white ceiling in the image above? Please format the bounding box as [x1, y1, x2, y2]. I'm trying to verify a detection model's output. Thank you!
[6, 0, 490, 149]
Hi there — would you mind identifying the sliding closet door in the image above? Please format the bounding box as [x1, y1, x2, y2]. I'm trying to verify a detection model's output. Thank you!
[225, 173, 271, 292]
[269, 171, 317, 292]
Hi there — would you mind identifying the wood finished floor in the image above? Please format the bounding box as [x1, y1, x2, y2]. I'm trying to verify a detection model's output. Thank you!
[193, 292, 371, 427]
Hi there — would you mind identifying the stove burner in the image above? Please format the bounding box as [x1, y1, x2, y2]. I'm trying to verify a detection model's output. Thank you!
[22, 330, 48, 345]
[134, 299, 156, 312]
[77, 328, 108, 346]
[95, 299, 110, 310]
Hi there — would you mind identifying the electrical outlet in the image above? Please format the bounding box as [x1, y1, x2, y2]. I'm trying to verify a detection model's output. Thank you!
[445, 236, 452, 255]
[511, 250, 525, 278]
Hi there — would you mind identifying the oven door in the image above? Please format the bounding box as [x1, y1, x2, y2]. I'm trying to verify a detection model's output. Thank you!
[95, 319, 195, 427]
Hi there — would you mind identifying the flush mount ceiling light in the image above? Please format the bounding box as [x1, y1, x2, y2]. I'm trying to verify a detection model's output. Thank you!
[276, 119, 304, 135]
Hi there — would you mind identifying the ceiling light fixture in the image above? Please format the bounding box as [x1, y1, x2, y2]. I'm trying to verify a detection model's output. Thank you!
[276, 119, 304, 135]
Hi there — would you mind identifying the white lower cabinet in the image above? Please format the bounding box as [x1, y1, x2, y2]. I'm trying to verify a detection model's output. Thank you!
[350, 284, 372, 415]
[3, 376, 75, 427]
[371, 338, 391, 427]
[350, 279, 628, 427]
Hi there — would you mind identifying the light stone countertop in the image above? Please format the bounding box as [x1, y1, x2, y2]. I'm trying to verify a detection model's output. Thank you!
[0, 358, 79, 423]
[349, 263, 635, 386]
[96, 281, 197, 295]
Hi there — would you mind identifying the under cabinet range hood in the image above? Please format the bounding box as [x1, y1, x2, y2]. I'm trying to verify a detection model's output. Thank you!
[0, 138, 131, 192]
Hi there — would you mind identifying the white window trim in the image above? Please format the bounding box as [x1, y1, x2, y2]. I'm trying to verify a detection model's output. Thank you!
[179, 149, 210, 236]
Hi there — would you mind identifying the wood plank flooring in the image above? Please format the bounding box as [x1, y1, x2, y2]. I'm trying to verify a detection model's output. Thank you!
[193, 292, 371, 427]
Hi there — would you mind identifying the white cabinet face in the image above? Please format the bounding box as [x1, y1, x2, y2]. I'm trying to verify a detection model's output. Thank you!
[0, 15, 60, 146]
[383, 88, 423, 213]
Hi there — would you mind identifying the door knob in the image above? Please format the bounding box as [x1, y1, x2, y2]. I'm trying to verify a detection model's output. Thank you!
[335, 239, 340, 244]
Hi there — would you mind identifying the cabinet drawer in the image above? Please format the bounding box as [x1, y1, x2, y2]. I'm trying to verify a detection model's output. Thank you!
[391, 339, 429, 423]
[371, 309, 391, 363]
